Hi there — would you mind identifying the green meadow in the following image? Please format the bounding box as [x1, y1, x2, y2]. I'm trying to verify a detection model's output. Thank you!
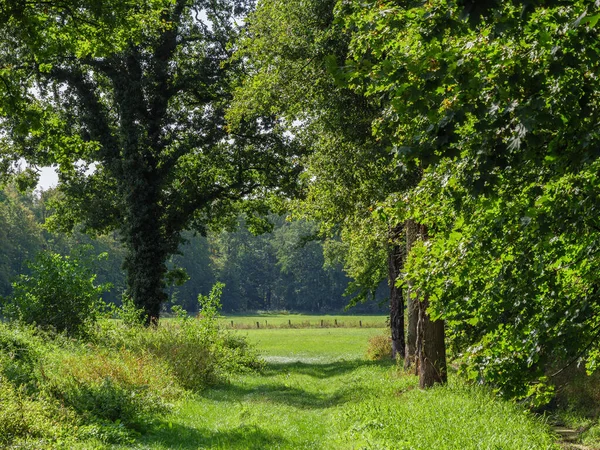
[220, 314, 387, 329]
[128, 319, 557, 450]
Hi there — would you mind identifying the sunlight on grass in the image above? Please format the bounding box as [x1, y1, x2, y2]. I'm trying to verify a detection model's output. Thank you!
[220, 314, 387, 329]
[243, 327, 386, 362]
[129, 326, 557, 450]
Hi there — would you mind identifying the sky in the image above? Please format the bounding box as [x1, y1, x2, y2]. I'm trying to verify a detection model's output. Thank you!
[37, 166, 59, 191]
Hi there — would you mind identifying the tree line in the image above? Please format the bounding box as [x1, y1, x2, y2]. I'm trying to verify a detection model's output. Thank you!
[0, 185, 379, 313]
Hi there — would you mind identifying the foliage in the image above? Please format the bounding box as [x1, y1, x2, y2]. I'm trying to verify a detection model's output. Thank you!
[0, 186, 43, 297]
[1, 0, 302, 323]
[0, 322, 44, 389]
[325, 0, 600, 401]
[0, 376, 77, 449]
[0, 322, 162, 447]
[166, 230, 215, 313]
[211, 216, 356, 312]
[0, 184, 364, 315]
[3, 248, 109, 336]
[230, 0, 404, 305]
[96, 283, 263, 391]
[40, 346, 178, 432]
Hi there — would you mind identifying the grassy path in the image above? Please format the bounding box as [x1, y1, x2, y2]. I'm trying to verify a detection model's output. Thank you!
[128, 328, 558, 449]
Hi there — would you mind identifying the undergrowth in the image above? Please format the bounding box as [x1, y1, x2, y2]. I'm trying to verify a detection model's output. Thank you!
[365, 333, 392, 360]
[0, 285, 262, 448]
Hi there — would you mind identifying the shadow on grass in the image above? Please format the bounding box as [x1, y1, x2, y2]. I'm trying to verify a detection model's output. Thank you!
[201, 359, 395, 410]
[204, 381, 359, 409]
[261, 358, 395, 379]
[139, 421, 289, 449]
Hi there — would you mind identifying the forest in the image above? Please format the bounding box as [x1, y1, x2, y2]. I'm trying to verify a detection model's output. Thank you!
[0, 185, 372, 313]
[1, 0, 600, 448]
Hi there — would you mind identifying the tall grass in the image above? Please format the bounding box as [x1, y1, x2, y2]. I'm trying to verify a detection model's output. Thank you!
[0, 295, 263, 448]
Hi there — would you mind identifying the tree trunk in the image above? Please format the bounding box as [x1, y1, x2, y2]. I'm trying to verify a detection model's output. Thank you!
[404, 219, 418, 370]
[122, 165, 170, 326]
[417, 294, 447, 388]
[414, 223, 447, 388]
[388, 224, 405, 359]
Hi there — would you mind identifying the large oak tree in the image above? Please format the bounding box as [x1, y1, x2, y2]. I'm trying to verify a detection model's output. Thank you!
[0, 0, 301, 324]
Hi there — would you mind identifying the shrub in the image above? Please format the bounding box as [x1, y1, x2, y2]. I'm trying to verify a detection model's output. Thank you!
[366, 333, 392, 361]
[40, 346, 179, 431]
[0, 323, 42, 388]
[94, 283, 263, 390]
[3, 249, 109, 337]
[0, 377, 76, 448]
[0, 321, 178, 447]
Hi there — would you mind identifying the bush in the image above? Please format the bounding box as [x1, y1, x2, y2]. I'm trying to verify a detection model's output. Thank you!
[0, 377, 75, 448]
[0, 323, 42, 388]
[95, 283, 263, 390]
[2, 249, 109, 337]
[40, 346, 179, 431]
[0, 322, 176, 447]
[366, 333, 392, 361]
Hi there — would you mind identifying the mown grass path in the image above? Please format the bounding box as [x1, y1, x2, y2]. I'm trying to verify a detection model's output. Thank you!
[128, 328, 558, 449]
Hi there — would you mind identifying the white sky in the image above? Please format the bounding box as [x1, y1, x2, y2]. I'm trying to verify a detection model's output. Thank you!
[38, 166, 59, 190]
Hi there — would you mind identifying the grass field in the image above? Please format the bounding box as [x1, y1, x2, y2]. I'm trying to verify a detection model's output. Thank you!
[124, 322, 558, 449]
[220, 314, 387, 329]
[243, 328, 384, 362]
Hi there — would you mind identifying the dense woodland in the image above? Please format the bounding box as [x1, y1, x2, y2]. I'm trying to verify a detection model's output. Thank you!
[0, 185, 374, 313]
[1, 0, 600, 441]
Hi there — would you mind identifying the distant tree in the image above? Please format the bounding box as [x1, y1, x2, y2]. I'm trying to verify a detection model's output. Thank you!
[167, 231, 216, 313]
[209, 216, 351, 313]
[0, 186, 43, 297]
[210, 218, 279, 311]
[272, 218, 350, 312]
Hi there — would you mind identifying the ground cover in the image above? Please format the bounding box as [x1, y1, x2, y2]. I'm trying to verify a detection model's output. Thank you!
[129, 326, 558, 449]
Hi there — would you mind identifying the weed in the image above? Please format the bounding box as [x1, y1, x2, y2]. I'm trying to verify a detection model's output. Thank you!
[94, 284, 263, 391]
[365, 333, 392, 360]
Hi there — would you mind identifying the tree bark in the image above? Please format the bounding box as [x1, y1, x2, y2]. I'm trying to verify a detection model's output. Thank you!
[121, 156, 171, 326]
[404, 219, 418, 370]
[417, 293, 447, 388]
[388, 224, 405, 359]
[414, 223, 447, 388]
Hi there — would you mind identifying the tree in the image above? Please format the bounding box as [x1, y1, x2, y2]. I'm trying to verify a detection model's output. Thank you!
[167, 231, 216, 313]
[211, 218, 279, 311]
[210, 216, 352, 312]
[1, 0, 301, 324]
[0, 186, 43, 297]
[272, 218, 350, 312]
[339, 0, 600, 398]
